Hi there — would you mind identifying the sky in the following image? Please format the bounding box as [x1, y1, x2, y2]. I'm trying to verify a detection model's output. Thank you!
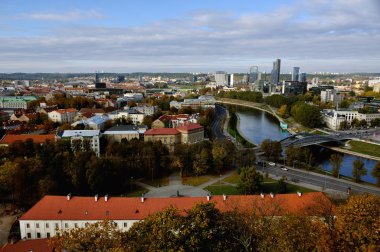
[0, 0, 379, 73]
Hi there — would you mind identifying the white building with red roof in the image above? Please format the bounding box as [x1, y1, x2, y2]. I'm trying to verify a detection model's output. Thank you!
[48, 108, 77, 124]
[18, 192, 332, 240]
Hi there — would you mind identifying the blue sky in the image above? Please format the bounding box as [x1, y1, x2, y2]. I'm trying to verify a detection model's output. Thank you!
[0, 0, 379, 73]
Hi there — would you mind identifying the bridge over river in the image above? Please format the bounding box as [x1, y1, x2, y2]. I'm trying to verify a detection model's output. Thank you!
[280, 133, 356, 148]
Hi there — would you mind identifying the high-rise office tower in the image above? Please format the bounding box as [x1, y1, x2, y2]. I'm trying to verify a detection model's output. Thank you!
[299, 72, 307, 82]
[215, 71, 227, 86]
[95, 72, 100, 83]
[249, 66, 259, 84]
[271, 59, 281, 85]
[227, 74, 234, 87]
[292, 67, 300, 81]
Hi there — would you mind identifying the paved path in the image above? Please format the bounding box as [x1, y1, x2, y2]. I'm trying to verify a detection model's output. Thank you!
[197, 170, 236, 189]
[135, 170, 238, 198]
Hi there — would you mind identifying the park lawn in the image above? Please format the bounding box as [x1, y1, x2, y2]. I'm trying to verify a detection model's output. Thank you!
[205, 184, 240, 195]
[222, 171, 240, 184]
[348, 140, 380, 158]
[312, 129, 328, 135]
[125, 185, 149, 197]
[140, 176, 169, 187]
[261, 181, 315, 194]
[182, 175, 216, 186]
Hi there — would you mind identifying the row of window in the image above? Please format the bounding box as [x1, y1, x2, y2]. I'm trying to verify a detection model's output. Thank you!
[25, 221, 129, 230]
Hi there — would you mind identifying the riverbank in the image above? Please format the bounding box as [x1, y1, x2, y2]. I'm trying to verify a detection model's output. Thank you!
[326, 145, 380, 162]
[227, 111, 256, 147]
[217, 98, 305, 134]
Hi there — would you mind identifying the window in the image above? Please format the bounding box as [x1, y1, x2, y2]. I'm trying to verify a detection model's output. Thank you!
[123, 222, 128, 228]
[27, 233, 31, 239]
[55, 223, 59, 229]
[46, 223, 49, 228]
[37, 232, 41, 238]
[64, 223, 68, 228]
[46, 232, 50, 238]
[26, 223, 30, 228]
[74, 223, 78, 228]
[36, 223, 40, 228]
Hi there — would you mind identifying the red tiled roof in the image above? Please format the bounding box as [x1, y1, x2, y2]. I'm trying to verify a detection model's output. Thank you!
[79, 108, 105, 114]
[176, 123, 203, 132]
[53, 108, 77, 114]
[0, 238, 53, 252]
[144, 128, 180, 135]
[0, 134, 56, 145]
[19, 193, 331, 221]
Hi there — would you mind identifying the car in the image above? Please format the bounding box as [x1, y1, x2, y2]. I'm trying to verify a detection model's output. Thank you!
[281, 167, 288, 171]
[268, 162, 275, 166]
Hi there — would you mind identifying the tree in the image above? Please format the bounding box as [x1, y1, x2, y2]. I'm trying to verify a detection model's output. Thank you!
[339, 120, 348, 130]
[278, 105, 287, 118]
[50, 220, 124, 251]
[330, 194, 380, 251]
[238, 167, 263, 194]
[260, 139, 282, 161]
[352, 159, 367, 183]
[371, 161, 380, 186]
[276, 177, 287, 193]
[329, 154, 343, 178]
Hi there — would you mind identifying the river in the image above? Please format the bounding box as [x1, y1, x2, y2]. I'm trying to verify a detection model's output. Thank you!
[231, 105, 378, 184]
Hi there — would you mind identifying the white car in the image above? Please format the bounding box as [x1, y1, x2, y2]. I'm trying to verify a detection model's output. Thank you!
[281, 167, 288, 171]
[268, 162, 275, 166]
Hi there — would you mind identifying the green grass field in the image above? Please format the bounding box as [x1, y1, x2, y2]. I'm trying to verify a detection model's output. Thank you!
[205, 184, 239, 195]
[182, 175, 217, 186]
[125, 185, 149, 197]
[348, 140, 380, 158]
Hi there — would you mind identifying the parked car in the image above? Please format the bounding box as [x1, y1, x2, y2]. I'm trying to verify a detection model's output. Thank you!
[281, 167, 288, 171]
[268, 162, 275, 166]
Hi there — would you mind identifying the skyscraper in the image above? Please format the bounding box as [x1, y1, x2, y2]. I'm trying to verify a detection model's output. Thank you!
[227, 74, 234, 87]
[249, 66, 259, 84]
[95, 72, 100, 83]
[292, 67, 300, 81]
[271, 59, 281, 85]
[299, 72, 307, 82]
[214, 71, 227, 86]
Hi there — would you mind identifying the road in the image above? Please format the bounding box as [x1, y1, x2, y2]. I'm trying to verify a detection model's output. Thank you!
[212, 104, 227, 139]
[257, 161, 380, 195]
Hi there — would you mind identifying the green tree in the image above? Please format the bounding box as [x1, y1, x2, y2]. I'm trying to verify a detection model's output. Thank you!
[329, 154, 343, 178]
[50, 220, 124, 251]
[238, 167, 263, 194]
[352, 159, 367, 183]
[276, 177, 287, 193]
[371, 161, 380, 186]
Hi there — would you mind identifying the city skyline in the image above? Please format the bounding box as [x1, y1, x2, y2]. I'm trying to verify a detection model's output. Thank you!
[1, 0, 380, 73]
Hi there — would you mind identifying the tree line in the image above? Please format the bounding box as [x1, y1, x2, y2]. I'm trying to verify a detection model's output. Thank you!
[51, 194, 380, 252]
[0, 138, 249, 207]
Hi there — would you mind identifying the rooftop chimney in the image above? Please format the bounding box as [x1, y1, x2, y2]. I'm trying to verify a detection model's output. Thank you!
[270, 192, 274, 198]
[206, 194, 211, 201]
[105, 194, 109, 202]
[297, 191, 302, 197]
[95, 194, 98, 202]
[67, 193, 71, 201]
[141, 194, 145, 203]
[260, 193, 265, 199]
[223, 194, 227, 201]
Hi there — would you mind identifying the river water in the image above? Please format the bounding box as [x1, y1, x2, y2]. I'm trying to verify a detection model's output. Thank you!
[231, 105, 378, 184]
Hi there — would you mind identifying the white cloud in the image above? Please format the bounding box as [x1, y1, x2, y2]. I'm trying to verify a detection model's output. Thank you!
[1, 0, 380, 72]
[22, 9, 103, 22]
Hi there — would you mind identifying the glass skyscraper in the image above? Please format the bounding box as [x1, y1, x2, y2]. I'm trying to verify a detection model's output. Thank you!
[292, 67, 300, 81]
[271, 59, 281, 85]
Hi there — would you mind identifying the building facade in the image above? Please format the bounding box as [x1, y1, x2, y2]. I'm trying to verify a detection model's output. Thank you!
[19, 193, 331, 240]
[271, 59, 281, 85]
[0, 96, 37, 109]
[292, 67, 300, 82]
[48, 109, 77, 124]
[61, 130, 100, 156]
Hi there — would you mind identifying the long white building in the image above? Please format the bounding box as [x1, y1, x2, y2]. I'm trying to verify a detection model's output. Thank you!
[61, 130, 100, 156]
[19, 192, 330, 240]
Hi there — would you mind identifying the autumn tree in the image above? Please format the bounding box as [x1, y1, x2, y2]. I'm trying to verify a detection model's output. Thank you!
[238, 167, 263, 194]
[50, 220, 124, 251]
[329, 154, 343, 178]
[352, 159, 367, 183]
[331, 194, 380, 251]
[260, 139, 282, 161]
